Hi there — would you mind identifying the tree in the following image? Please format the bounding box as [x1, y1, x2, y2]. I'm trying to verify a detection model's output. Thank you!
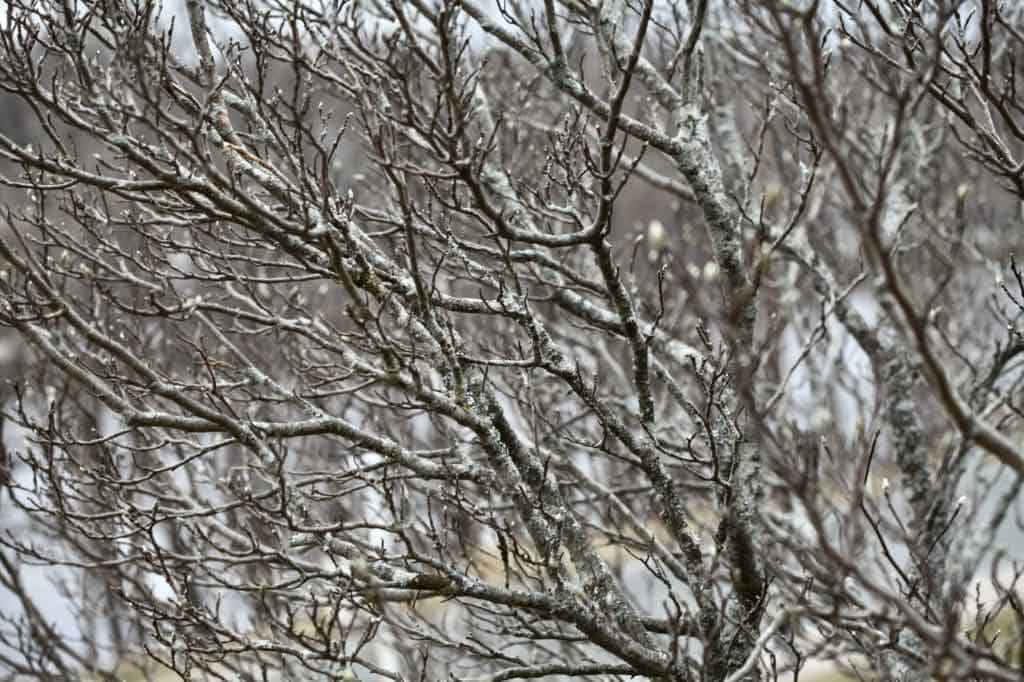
[1, 0, 1023, 680]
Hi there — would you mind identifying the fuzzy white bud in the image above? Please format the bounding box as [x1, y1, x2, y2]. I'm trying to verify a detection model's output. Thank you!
[647, 219, 666, 248]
